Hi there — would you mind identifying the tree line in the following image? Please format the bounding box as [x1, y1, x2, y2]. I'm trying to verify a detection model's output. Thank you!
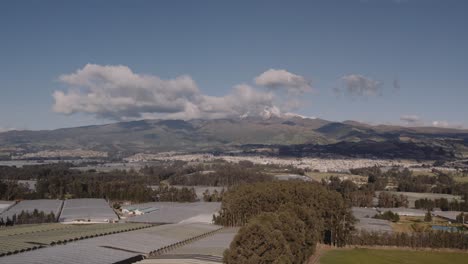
[414, 197, 468, 212]
[377, 192, 409, 208]
[0, 162, 276, 202]
[350, 230, 468, 250]
[157, 186, 197, 202]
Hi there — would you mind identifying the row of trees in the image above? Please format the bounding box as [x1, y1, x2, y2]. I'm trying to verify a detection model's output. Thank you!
[414, 197, 468, 212]
[377, 192, 409, 208]
[157, 186, 197, 202]
[0, 209, 56, 226]
[350, 230, 468, 250]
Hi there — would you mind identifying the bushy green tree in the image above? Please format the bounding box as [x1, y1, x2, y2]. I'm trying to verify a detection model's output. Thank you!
[374, 211, 400, 222]
[216, 181, 353, 251]
[224, 219, 293, 264]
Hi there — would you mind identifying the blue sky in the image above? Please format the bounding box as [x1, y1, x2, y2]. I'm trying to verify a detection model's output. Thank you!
[0, 0, 467, 130]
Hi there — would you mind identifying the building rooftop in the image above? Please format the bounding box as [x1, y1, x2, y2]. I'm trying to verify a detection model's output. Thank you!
[124, 202, 221, 224]
[0, 223, 222, 264]
[0, 200, 63, 222]
[59, 198, 118, 223]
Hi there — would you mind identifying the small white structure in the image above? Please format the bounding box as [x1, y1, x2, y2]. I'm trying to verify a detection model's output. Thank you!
[122, 207, 137, 214]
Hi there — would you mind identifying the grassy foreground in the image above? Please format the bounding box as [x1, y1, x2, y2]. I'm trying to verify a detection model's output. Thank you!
[319, 248, 468, 264]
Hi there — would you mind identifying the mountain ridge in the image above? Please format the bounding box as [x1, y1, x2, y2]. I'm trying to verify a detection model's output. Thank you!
[1, 117, 467, 158]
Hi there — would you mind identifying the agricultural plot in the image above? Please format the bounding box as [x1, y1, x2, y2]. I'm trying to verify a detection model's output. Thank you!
[0, 223, 222, 264]
[0, 223, 71, 237]
[170, 186, 226, 199]
[0, 201, 14, 214]
[390, 215, 462, 233]
[0, 242, 140, 264]
[0, 199, 63, 222]
[125, 202, 221, 224]
[376, 191, 462, 208]
[136, 258, 221, 264]
[274, 174, 313, 182]
[164, 227, 239, 257]
[306, 172, 368, 187]
[453, 174, 468, 183]
[0, 223, 151, 256]
[352, 207, 393, 233]
[319, 248, 468, 264]
[379, 208, 426, 217]
[433, 210, 465, 222]
[60, 198, 118, 223]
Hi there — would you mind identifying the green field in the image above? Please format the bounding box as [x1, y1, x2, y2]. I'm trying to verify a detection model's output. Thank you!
[320, 248, 468, 264]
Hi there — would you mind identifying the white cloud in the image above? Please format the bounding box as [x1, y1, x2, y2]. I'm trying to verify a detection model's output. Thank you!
[432, 120, 464, 129]
[283, 112, 316, 119]
[338, 74, 382, 96]
[53, 64, 285, 121]
[254, 69, 312, 94]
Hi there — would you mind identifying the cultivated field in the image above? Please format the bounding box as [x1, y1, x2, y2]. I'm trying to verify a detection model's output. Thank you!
[0, 223, 151, 256]
[375, 191, 462, 208]
[306, 171, 367, 183]
[0, 199, 63, 222]
[453, 175, 468, 183]
[352, 207, 393, 233]
[124, 202, 221, 224]
[319, 248, 468, 264]
[390, 215, 459, 233]
[0, 222, 222, 264]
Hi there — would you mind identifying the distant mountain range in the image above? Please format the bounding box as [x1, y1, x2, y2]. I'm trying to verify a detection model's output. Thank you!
[1, 117, 467, 159]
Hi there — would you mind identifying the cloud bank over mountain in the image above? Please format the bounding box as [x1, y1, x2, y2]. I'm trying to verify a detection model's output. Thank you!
[53, 65, 310, 121]
[52, 65, 464, 129]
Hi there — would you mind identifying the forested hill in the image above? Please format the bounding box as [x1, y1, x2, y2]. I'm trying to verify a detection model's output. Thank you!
[0, 117, 467, 158]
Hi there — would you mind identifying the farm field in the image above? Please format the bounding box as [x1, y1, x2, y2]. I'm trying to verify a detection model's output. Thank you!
[319, 248, 468, 264]
[453, 175, 468, 183]
[0, 223, 151, 256]
[390, 216, 453, 233]
[410, 170, 437, 177]
[306, 171, 366, 182]
[0, 222, 223, 264]
[375, 191, 462, 208]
